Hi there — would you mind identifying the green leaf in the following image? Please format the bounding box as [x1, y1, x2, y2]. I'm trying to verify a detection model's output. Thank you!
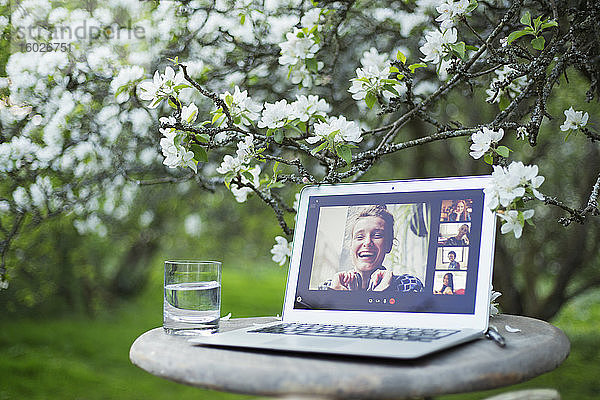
[531, 36, 545, 50]
[190, 144, 208, 163]
[496, 145, 511, 158]
[507, 30, 535, 44]
[484, 153, 494, 165]
[498, 95, 511, 111]
[327, 130, 341, 141]
[335, 144, 352, 166]
[520, 11, 532, 27]
[533, 16, 542, 31]
[389, 66, 400, 73]
[272, 161, 280, 175]
[115, 85, 129, 97]
[274, 130, 284, 143]
[451, 42, 466, 59]
[172, 84, 190, 91]
[466, 0, 478, 13]
[517, 211, 525, 226]
[211, 112, 222, 125]
[365, 92, 377, 109]
[465, 45, 479, 51]
[225, 94, 233, 107]
[541, 20, 558, 29]
[525, 218, 535, 226]
[239, 13, 245, 25]
[167, 97, 178, 109]
[396, 50, 407, 64]
[311, 141, 328, 155]
[242, 171, 254, 182]
[408, 63, 427, 73]
[383, 84, 399, 97]
[312, 31, 321, 45]
[195, 134, 210, 143]
[305, 57, 319, 73]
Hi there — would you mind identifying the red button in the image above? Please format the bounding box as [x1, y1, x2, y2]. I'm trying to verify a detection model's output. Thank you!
[389, 298, 396, 305]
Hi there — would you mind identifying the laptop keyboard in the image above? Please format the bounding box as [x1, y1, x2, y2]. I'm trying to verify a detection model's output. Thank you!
[249, 323, 458, 342]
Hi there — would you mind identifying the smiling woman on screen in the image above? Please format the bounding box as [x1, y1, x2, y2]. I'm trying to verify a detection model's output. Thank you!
[319, 205, 423, 292]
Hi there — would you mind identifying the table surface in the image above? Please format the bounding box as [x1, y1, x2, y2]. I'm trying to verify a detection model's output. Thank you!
[129, 315, 570, 399]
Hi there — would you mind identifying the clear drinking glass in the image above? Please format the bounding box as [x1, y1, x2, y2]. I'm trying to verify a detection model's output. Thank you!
[163, 260, 221, 335]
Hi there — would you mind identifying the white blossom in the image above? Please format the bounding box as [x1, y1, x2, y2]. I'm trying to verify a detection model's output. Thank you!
[220, 86, 262, 126]
[485, 66, 528, 103]
[469, 127, 504, 159]
[111, 66, 145, 103]
[349, 48, 407, 103]
[271, 235, 292, 266]
[235, 135, 255, 163]
[278, 27, 323, 86]
[216, 154, 244, 175]
[180, 149, 198, 173]
[308, 116, 362, 145]
[490, 286, 502, 317]
[138, 67, 185, 108]
[290, 95, 330, 122]
[484, 161, 545, 210]
[436, 0, 470, 29]
[180, 103, 198, 124]
[138, 71, 163, 108]
[360, 47, 389, 70]
[560, 107, 589, 131]
[159, 115, 176, 135]
[420, 28, 457, 65]
[279, 27, 319, 65]
[231, 165, 261, 203]
[160, 66, 185, 93]
[498, 209, 534, 239]
[258, 100, 291, 129]
[13, 186, 30, 209]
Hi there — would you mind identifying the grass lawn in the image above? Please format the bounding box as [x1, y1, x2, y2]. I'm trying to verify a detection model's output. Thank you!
[1, 266, 598, 399]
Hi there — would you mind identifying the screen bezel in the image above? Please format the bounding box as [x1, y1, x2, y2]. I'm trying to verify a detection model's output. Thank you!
[282, 176, 496, 331]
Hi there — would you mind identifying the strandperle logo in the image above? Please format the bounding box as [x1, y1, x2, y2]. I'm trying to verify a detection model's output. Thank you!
[10, 19, 146, 43]
[6, 0, 148, 52]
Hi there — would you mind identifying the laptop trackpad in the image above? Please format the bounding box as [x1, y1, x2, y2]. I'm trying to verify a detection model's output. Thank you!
[265, 337, 349, 348]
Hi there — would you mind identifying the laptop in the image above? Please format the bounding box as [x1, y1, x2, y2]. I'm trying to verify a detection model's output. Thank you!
[190, 176, 497, 359]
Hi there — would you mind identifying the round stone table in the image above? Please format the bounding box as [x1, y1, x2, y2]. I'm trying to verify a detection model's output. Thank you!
[129, 315, 569, 399]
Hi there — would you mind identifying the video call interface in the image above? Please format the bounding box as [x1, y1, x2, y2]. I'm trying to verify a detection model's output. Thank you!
[293, 189, 484, 314]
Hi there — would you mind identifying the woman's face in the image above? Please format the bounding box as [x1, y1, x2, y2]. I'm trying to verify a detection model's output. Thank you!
[458, 224, 469, 235]
[443, 274, 450, 286]
[456, 201, 465, 214]
[351, 216, 390, 273]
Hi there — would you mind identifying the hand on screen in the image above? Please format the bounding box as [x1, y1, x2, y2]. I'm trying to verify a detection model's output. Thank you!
[330, 271, 361, 290]
[368, 270, 393, 291]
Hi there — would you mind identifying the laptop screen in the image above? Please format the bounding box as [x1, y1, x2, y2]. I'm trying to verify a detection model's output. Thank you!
[292, 188, 485, 314]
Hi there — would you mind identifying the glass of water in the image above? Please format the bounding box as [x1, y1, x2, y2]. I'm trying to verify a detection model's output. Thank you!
[163, 260, 221, 335]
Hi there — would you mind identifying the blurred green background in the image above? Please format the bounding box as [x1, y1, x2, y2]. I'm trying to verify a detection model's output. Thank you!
[2, 83, 599, 399]
[1, 1, 600, 398]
